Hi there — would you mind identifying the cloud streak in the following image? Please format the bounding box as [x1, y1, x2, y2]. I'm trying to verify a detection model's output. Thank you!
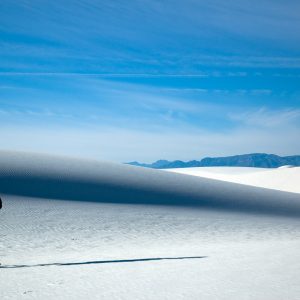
[229, 107, 300, 128]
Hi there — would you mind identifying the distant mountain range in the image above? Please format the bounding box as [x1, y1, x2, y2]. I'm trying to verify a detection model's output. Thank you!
[127, 153, 300, 169]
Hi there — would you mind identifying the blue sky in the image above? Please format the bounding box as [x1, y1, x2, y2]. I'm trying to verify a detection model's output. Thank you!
[0, 0, 300, 162]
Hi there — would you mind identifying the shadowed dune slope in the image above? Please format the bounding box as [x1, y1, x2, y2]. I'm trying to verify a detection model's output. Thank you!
[0, 151, 299, 218]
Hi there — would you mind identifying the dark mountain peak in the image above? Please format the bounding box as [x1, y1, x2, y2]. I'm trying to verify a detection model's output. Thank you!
[126, 153, 300, 169]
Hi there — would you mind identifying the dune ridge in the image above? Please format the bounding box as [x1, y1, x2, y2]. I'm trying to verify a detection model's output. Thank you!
[0, 150, 299, 218]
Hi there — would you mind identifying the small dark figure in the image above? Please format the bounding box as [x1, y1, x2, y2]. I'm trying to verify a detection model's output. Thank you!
[0, 197, 2, 209]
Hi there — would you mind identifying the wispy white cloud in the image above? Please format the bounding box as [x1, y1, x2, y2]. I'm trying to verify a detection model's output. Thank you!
[249, 90, 272, 96]
[0, 71, 244, 77]
[229, 107, 300, 128]
[0, 106, 78, 120]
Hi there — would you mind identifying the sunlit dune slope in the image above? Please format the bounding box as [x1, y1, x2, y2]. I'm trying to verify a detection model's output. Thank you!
[166, 166, 300, 194]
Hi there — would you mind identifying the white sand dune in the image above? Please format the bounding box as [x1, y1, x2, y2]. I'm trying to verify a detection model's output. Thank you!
[0, 151, 299, 218]
[165, 166, 300, 194]
[0, 151, 300, 299]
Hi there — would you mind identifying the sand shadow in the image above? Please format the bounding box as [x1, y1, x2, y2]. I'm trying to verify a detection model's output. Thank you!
[0, 256, 206, 269]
